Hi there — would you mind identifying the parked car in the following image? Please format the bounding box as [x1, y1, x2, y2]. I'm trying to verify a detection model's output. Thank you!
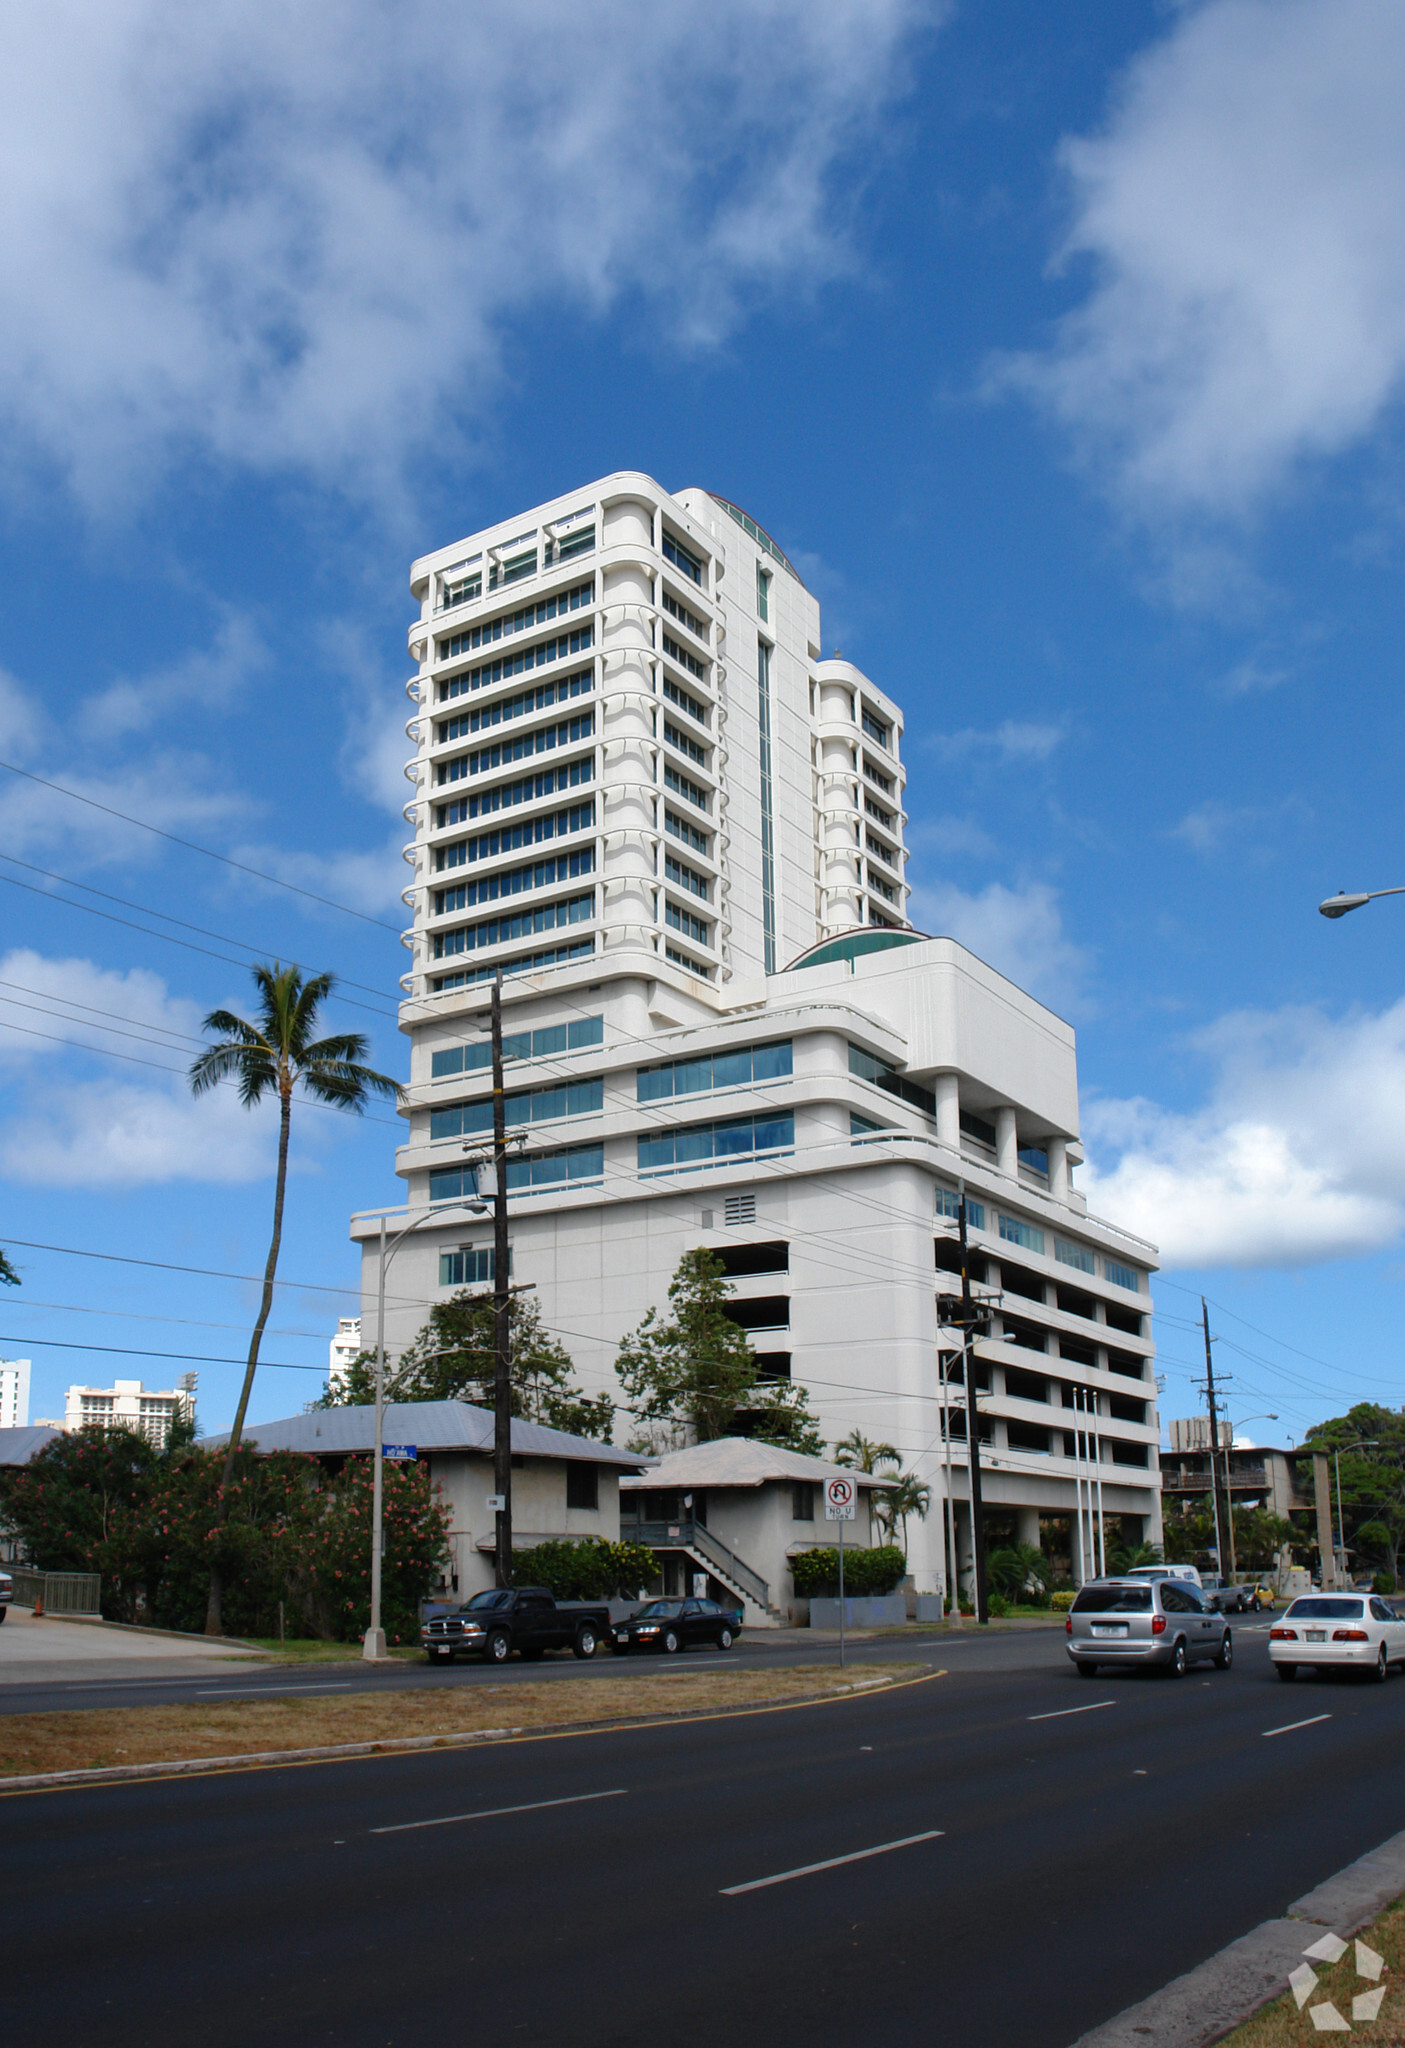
[0, 1568, 10, 1621]
[1209, 1581, 1259, 1615]
[610, 1597, 743, 1655]
[1066, 1577, 1232, 1678]
[1269, 1595, 1405, 1682]
[1121, 1564, 1204, 1589]
[419, 1586, 610, 1664]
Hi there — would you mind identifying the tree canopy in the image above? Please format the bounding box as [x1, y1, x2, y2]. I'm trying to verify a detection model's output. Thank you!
[615, 1247, 822, 1454]
[319, 1293, 615, 1442]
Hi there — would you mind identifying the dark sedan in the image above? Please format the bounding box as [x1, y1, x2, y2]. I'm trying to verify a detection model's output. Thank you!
[610, 1597, 742, 1655]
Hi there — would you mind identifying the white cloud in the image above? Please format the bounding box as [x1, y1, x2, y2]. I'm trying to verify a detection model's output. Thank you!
[84, 607, 270, 741]
[906, 877, 1088, 1012]
[0, 950, 277, 1185]
[928, 718, 1066, 764]
[1003, 0, 1405, 521]
[1082, 999, 1405, 1268]
[0, 0, 934, 507]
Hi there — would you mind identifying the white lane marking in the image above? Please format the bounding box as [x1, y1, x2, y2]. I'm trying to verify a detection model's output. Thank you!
[195, 1683, 355, 1696]
[1262, 1713, 1333, 1738]
[371, 1787, 628, 1835]
[1027, 1701, 1116, 1722]
[721, 1830, 944, 1896]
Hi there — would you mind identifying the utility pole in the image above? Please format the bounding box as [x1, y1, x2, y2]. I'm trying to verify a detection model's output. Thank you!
[961, 1194, 990, 1626]
[490, 968, 513, 1588]
[1200, 1299, 1232, 1587]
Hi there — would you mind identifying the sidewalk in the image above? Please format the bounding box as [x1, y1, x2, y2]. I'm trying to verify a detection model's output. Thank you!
[0, 1607, 265, 1685]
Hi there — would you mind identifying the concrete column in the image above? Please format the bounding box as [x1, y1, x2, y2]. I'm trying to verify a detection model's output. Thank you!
[996, 1105, 1018, 1178]
[1047, 1136, 1069, 1201]
[935, 1073, 960, 1151]
[1016, 1507, 1041, 1550]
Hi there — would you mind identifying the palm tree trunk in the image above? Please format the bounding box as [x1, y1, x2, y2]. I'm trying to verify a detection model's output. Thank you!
[205, 1077, 293, 1635]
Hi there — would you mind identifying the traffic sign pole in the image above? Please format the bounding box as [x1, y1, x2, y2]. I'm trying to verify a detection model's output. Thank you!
[838, 1512, 846, 1668]
[824, 1474, 857, 1669]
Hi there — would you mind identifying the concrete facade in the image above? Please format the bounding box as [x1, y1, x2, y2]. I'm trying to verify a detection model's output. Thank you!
[351, 474, 1162, 1607]
[0, 1358, 30, 1431]
[61, 1377, 194, 1447]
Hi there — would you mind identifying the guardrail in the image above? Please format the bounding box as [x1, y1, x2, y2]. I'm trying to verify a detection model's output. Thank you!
[8, 1569, 102, 1615]
[622, 1518, 770, 1610]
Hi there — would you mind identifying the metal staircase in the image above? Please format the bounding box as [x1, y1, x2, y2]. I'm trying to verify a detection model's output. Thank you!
[623, 1517, 786, 1626]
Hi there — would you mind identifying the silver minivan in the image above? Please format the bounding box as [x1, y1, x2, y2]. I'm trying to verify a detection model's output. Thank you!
[1066, 1576, 1232, 1678]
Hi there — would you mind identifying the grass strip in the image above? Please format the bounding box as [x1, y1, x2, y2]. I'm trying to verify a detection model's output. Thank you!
[1219, 1894, 1405, 2045]
[0, 1662, 921, 1783]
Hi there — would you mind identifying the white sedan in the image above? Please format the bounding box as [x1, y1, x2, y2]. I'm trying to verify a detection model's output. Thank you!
[1269, 1595, 1405, 1682]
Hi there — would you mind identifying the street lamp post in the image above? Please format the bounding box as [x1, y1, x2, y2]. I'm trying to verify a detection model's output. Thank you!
[1331, 1438, 1379, 1592]
[1319, 887, 1405, 920]
[362, 1199, 486, 1662]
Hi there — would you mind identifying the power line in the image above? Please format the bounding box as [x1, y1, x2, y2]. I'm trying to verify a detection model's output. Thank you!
[0, 1333, 322, 1373]
[0, 758, 402, 932]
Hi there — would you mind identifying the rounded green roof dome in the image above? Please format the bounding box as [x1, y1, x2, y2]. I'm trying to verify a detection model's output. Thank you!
[783, 928, 926, 972]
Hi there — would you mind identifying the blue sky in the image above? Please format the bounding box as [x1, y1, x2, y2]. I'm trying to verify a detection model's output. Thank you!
[2, 0, 1404, 1447]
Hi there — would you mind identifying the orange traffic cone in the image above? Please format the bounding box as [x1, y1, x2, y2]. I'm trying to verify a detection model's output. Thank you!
[32, 1595, 43, 1617]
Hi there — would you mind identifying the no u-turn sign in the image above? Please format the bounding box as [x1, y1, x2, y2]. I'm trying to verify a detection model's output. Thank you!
[824, 1474, 857, 1521]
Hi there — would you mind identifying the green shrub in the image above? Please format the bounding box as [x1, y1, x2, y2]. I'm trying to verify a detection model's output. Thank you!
[986, 1591, 1011, 1618]
[513, 1537, 658, 1601]
[1375, 1572, 1397, 1596]
[791, 1544, 907, 1598]
[1051, 1588, 1076, 1612]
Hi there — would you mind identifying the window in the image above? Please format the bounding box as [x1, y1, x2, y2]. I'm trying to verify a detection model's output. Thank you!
[638, 1040, 792, 1102]
[665, 900, 710, 946]
[638, 1111, 795, 1174]
[438, 1246, 508, 1287]
[491, 546, 537, 588]
[663, 764, 711, 812]
[430, 1141, 602, 1193]
[1105, 1259, 1143, 1293]
[865, 834, 897, 869]
[438, 670, 593, 738]
[712, 496, 801, 579]
[757, 639, 776, 973]
[438, 562, 482, 610]
[436, 579, 594, 666]
[431, 1016, 602, 1081]
[431, 1076, 603, 1141]
[1055, 1239, 1096, 1276]
[432, 937, 594, 991]
[1018, 1145, 1048, 1176]
[664, 808, 710, 856]
[662, 676, 709, 725]
[438, 632, 594, 704]
[434, 801, 595, 875]
[566, 1463, 599, 1510]
[432, 847, 594, 917]
[431, 890, 595, 960]
[661, 588, 709, 640]
[999, 1215, 1045, 1256]
[848, 1043, 935, 1117]
[714, 1241, 788, 1276]
[664, 854, 709, 901]
[662, 631, 707, 681]
[437, 711, 595, 786]
[861, 706, 889, 748]
[864, 760, 893, 794]
[663, 718, 709, 768]
[867, 870, 897, 904]
[851, 1112, 883, 1136]
[666, 945, 711, 979]
[662, 532, 704, 585]
[435, 755, 594, 829]
[791, 1481, 815, 1521]
[960, 1109, 997, 1150]
[554, 524, 595, 563]
[864, 797, 894, 830]
[757, 563, 770, 623]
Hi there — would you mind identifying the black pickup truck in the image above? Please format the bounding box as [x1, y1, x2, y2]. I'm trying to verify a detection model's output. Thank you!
[420, 1585, 610, 1664]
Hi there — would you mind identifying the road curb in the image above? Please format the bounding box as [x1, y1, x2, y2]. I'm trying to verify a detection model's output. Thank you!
[0, 1669, 914, 1796]
[1069, 1827, 1405, 2047]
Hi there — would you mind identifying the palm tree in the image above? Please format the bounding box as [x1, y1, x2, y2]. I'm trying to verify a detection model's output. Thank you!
[875, 1471, 933, 1553]
[833, 1429, 901, 1475]
[0, 1247, 18, 1286]
[189, 963, 400, 1633]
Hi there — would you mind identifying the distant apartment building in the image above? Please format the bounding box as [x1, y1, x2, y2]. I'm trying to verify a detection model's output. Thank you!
[0, 1358, 30, 1431]
[63, 1376, 196, 1448]
[329, 1317, 363, 1394]
[350, 472, 1161, 1603]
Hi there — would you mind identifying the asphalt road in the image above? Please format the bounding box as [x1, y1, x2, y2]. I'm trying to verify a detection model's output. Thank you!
[0, 1617, 1058, 1715]
[8, 1626, 1405, 2048]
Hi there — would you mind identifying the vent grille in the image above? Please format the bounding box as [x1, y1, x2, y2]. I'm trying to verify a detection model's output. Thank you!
[724, 1192, 756, 1225]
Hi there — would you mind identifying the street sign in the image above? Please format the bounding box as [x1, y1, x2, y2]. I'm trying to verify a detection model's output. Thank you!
[824, 1474, 857, 1521]
[382, 1444, 417, 1462]
[486, 1494, 506, 1512]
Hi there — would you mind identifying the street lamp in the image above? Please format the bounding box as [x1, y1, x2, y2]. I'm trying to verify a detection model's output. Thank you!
[362, 1200, 486, 1662]
[1319, 886, 1405, 919]
[1331, 1438, 1379, 1591]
